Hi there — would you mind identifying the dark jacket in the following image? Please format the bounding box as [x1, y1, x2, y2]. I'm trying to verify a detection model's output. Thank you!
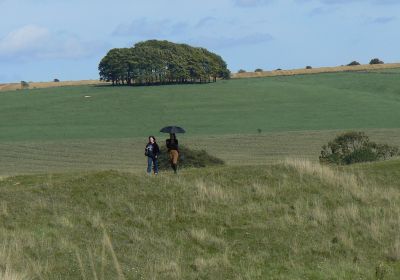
[145, 142, 160, 158]
[166, 139, 179, 151]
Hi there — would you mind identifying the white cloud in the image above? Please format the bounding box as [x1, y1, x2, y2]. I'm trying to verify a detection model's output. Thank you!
[232, 0, 273, 7]
[308, 6, 339, 16]
[366, 16, 396, 24]
[189, 33, 273, 49]
[195, 17, 218, 28]
[113, 19, 189, 38]
[113, 17, 274, 50]
[0, 25, 108, 61]
[0, 25, 49, 55]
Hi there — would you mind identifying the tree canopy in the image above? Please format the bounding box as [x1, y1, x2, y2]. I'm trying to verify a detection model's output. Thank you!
[99, 40, 230, 86]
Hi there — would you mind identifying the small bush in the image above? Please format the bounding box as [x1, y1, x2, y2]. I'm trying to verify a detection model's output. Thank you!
[370, 58, 384, 65]
[276, 68, 282, 71]
[347, 61, 361, 66]
[20, 81, 29, 89]
[320, 131, 399, 165]
[306, 66, 312, 69]
[238, 69, 246, 73]
[54, 79, 60, 82]
[157, 146, 224, 170]
[254, 68, 263, 72]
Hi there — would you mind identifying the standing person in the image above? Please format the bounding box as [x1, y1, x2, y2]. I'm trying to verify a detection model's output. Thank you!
[145, 136, 159, 175]
[166, 133, 179, 174]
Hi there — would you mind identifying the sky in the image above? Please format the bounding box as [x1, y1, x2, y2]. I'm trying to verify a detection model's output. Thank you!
[0, 0, 399, 83]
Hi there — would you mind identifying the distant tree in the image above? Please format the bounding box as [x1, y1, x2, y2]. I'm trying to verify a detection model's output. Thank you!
[53, 79, 60, 82]
[347, 61, 361, 66]
[306, 66, 312, 69]
[255, 68, 263, 72]
[370, 58, 384, 65]
[99, 40, 230, 86]
[276, 68, 282, 71]
[20, 81, 29, 89]
[238, 69, 246, 73]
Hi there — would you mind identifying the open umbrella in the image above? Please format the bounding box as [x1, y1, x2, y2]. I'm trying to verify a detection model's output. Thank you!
[160, 126, 186, 134]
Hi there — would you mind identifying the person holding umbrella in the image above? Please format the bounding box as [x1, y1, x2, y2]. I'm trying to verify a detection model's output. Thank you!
[145, 136, 159, 175]
[167, 133, 179, 174]
[160, 126, 185, 174]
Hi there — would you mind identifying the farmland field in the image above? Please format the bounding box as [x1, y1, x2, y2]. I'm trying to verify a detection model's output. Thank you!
[1, 70, 400, 175]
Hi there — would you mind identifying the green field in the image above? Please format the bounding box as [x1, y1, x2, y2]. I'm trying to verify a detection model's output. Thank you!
[2, 71, 400, 141]
[1, 70, 400, 279]
[1, 70, 400, 175]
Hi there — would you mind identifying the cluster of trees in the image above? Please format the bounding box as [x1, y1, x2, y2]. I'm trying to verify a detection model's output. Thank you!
[369, 58, 384, 65]
[347, 58, 385, 66]
[99, 40, 230, 86]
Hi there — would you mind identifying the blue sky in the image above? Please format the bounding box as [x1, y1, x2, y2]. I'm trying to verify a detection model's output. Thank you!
[0, 0, 399, 82]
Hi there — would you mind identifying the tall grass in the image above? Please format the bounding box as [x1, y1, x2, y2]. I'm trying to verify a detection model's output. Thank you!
[1, 160, 400, 278]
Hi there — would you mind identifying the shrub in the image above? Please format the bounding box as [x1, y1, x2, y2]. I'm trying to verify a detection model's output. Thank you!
[370, 58, 384, 65]
[306, 66, 312, 69]
[54, 79, 60, 82]
[238, 69, 246, 73]
[254, 68, 263, 72]
[347, 61, 361, 66]
[276, 68, 282, 71]
[157, 146, 224, 170]
[320, 131, 399, 165]
[20, 81, 29, 89]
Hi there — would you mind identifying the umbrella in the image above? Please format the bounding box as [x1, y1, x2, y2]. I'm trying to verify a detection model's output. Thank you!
[160, 126, 186, 134]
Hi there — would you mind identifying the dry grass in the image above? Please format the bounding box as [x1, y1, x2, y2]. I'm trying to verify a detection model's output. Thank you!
[1, 161, 400, 278]
[151, 260, 181, 279]
[189, 228, 226, 251]
[195, 179, 233, 203]
[387, 239, 400, 262]
[282, 158, 371, 205]
[192, 253, 231, 273]
[283, 158, 359, 188]
[0, 80, 109, 92]
[0, 267, 29, 280]
[1, 201, 8, 217]
[0, 236, 34, 280]
[232, 63, 400, 78]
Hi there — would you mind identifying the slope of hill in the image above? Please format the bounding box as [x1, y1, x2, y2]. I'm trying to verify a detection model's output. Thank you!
[1, 71, 400, 142]
[1, 159, 400, 279]
[232, 63, 400, 78]
[0, 80, 108, 91]
[2, 63, 399, 92]
[1, 70, 400, 175]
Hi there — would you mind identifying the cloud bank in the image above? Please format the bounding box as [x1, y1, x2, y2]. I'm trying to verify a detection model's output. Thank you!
[0, 25, 107, 61]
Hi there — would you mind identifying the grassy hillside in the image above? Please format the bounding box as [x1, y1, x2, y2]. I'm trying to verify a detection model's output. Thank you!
[1, 69, 400, 278]
[1, 70, 400, 175]
[1, 159, 400, 279]
[1, 71, 400, 142]
[1, 129, 400, 176]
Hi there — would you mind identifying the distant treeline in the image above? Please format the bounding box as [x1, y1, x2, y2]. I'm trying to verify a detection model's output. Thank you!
[98, 40, 230, 86]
